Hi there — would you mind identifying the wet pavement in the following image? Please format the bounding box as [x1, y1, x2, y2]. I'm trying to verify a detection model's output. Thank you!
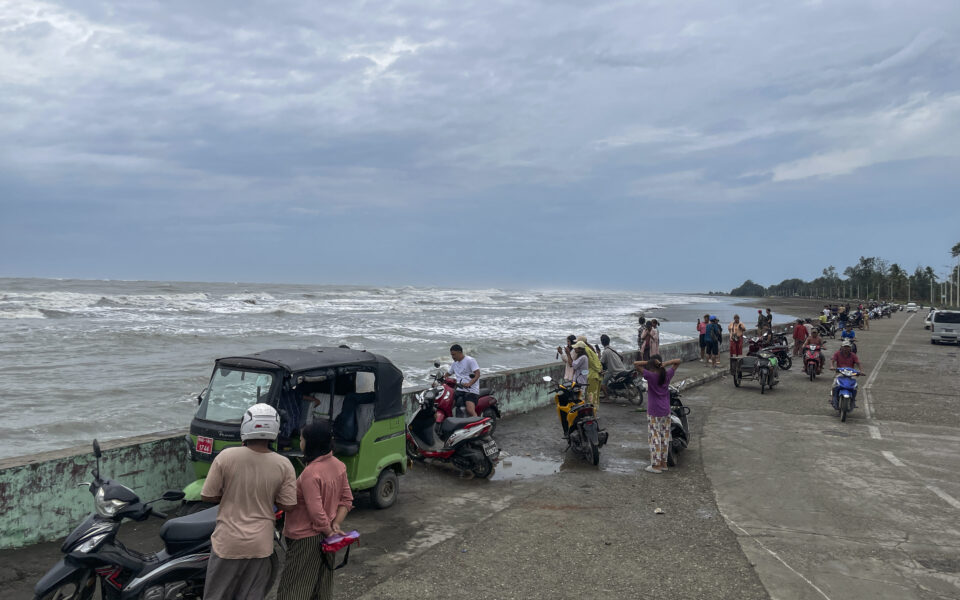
[7, 314, 957, 599]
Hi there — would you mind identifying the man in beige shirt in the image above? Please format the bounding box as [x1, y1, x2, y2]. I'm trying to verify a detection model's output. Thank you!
[202, 404, 297, 600]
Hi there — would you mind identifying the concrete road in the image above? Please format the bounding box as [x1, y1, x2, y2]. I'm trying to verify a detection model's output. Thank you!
[703, 312, 960, 599]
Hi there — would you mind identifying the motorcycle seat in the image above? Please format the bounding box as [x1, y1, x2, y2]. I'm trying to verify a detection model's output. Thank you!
[439, 416, 485, 439]
[160, 506, 219, 546]
[478, 388, 493, 398]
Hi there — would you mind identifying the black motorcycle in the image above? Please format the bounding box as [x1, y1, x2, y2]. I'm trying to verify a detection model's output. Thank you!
[666, 383, 691, 467]
[604, 369, 645, 406]
[33, 440, 247, 600]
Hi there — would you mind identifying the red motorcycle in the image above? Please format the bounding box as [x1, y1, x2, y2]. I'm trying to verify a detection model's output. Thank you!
[803, 343, 825, 381]
[428, 362, 502, 433]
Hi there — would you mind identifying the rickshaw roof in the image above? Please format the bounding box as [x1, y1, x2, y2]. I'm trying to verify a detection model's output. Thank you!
[216, 347, 390, 373]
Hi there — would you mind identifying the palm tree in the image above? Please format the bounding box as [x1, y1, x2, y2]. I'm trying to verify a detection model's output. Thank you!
[952, 241, 960, 258]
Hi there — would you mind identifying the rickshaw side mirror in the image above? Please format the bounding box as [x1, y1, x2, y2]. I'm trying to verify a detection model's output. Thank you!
[92, 439, 102, 459]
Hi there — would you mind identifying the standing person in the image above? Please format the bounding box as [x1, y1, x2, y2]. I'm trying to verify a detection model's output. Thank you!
[201, 404, 298, 600]
[756, 309, 765, 332]
[599, 334, 625, 397]
[636, 315, 646, 352]
[576, 336, 603, 409]
[862, 308, 870, 330]
[728, 314, 746, 358]
[447, 344, 480, 417]
[277, 421, 353, 600]
[705, 316, 722, 368]
[648, 321, 660, 357]
[557, 334, 577, 381]
[792, 319, 808, 357]
[697, 315, 709, 362]
[639, 322, 653, 360]
[764, 308, 774, 332]
[634, 355, 681, 473]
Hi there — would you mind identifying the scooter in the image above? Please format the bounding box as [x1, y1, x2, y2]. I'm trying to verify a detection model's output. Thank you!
[666, 382, 691, 467]
[816, 318, 837, 338]
[33, 440, 229, 600]
[406, 386, 499, 478]
[803, 343, 825, 381]
[543, 377, 608, 465]
[831, 367, 861, 422]
[604, 369, 646, 406]
[428, 362, 502, 432]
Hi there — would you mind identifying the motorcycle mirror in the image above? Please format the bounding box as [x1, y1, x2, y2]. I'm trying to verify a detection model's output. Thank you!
[92, 439, 102, 459]
[161, 490, 186, 502]
[433, 361, 441, 368]
[542, 376, 553, 382]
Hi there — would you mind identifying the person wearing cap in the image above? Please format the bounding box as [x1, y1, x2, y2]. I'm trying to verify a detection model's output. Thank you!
[840, 322, 858, 354]
[830, 341, 864, 409]
[575, 336, 603, 410]
[705, 316, 722, 368]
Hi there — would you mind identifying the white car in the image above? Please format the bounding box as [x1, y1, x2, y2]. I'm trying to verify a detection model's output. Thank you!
[931, 310, 960, 344]
[924, 309, 936, 330]
[905, 302, 918, 312]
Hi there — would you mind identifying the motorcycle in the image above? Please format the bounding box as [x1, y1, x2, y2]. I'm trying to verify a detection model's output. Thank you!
[34, 440, 228, 600]
[747, 336, 792, 370]
[803, 343, 825, 381]
[666, 382, 691, 467]
[428, 362, 502, 433]
[816, 318, 837, 338]
[406, 386, 499, 478]
[831, 367, 861, 422]
[604, 369, 646, 406]
[542, 376, 608, 465]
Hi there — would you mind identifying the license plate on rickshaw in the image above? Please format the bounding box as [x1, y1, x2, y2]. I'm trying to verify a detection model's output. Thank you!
[483, 440, 499, 456]
[196, 436, 213, 454]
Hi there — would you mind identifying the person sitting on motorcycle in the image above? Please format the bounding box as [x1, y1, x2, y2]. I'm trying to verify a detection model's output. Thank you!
[830, 341, 864, 409]
[840, 323, 858, 353]
[448, 344, 480, 417]
[599, 334, 626, 397]
[802, 329, 825, 374]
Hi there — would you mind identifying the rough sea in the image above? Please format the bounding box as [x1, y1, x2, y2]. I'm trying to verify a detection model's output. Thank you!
[0, 278, 780, 459]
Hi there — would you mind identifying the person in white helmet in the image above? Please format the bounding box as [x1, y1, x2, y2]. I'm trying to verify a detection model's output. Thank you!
[201, 403, 298, 600]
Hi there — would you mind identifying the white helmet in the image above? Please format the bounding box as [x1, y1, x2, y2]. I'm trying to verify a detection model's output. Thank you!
[240, 403, 280, 442]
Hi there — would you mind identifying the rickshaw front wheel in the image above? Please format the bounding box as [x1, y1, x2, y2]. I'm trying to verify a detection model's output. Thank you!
[371, 468, 398, 509]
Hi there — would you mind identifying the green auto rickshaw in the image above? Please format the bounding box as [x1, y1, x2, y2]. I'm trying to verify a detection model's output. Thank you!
[183, 347, 408, 510]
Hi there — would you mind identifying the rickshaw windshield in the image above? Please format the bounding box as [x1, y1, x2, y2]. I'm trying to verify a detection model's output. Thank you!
[198, 368, 275, 423]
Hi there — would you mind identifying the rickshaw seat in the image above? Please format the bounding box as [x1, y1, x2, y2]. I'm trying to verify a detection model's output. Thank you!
[335, 439, 360, 456]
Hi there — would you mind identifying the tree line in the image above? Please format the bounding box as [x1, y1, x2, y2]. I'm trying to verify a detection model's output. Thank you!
[730, 242, 960, 306]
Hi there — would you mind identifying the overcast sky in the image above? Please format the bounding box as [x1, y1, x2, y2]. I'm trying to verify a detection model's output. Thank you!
[2, 0, 959, 291]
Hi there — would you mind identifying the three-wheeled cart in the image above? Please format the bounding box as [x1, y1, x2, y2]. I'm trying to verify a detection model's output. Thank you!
[730, 350, 780, 394]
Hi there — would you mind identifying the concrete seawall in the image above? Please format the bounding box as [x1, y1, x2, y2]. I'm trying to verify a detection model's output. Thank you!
[0, 330, 744, 549]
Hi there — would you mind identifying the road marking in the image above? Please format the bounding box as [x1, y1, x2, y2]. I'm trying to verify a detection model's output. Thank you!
[926, 485, 960, 510]
[725, 515, 834, 600]
[868, 425, 882, 440]
[882, 451, 905, 467]
[862, 313, 914, 421]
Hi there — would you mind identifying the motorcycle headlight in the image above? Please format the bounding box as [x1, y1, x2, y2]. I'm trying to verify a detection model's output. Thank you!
[95, 487, 129, 518]
[424, 389, 437, 401]
[76, 532, 109, 553]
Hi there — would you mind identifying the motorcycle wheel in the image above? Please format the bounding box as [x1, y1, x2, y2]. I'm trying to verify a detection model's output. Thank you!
[472, 456, 495, 478]
[733, 368, 742, 387]
[371, 468, 398, 509]
[840, 397, 849, 423]
[406, 438, 422, 462]
[667, 444, 677, 467]
[807, 363, 816, 381]
[589, 441, 600, 466]
[481, 408, 498, 435]
[627, 384, 643, 406]
[34, 570, 95, 600]
[778, 355, 792, 370]
[760, 372, 767, 394]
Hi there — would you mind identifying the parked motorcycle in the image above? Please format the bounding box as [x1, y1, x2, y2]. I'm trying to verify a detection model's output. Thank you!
[831, 367, 861, 422]
[34, 440, 226, 600]
[816, 318, 837, 338]
[747, 336, 792, 370]
[543, 376, 608, 465]
[428, 362, 501, 433]
[406, 386, 499, 478]
[803, 343, 825, 381]
[666, 382, 691, 467]
[604, 369, 646, 406]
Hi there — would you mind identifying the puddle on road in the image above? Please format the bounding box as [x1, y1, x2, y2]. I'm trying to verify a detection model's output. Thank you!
[491, 453, 562, 480]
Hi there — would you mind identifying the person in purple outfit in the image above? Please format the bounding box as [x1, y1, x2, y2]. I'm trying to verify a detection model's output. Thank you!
[633, 354, 682, 473]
